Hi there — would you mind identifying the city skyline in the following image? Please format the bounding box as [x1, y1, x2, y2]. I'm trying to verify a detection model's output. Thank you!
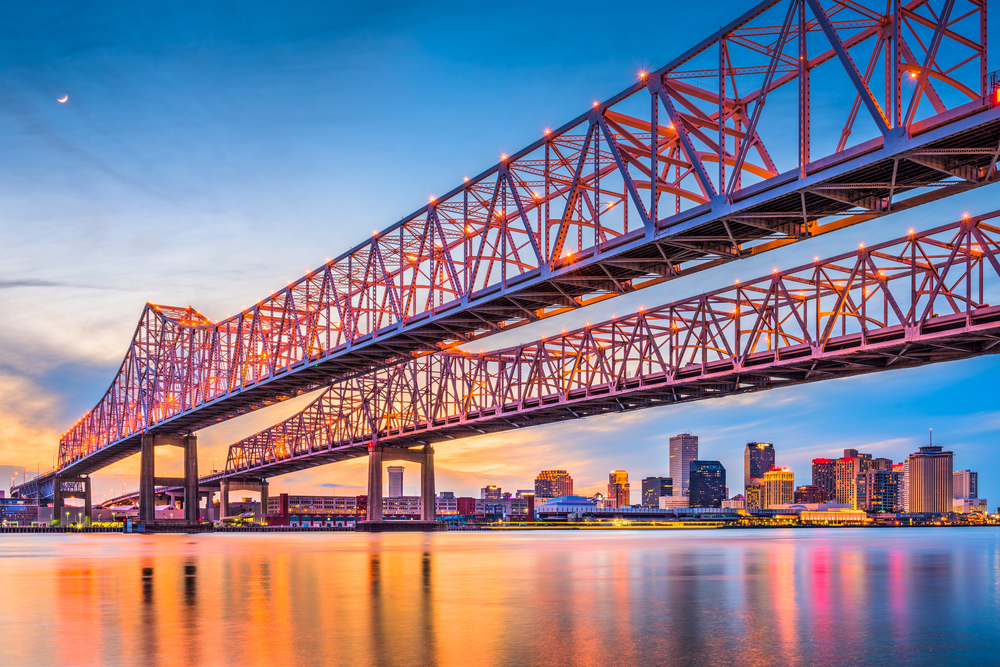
[2, 1, 999, 507]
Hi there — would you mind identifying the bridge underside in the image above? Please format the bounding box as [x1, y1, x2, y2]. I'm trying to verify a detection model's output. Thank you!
[225, 312, 1000, 480]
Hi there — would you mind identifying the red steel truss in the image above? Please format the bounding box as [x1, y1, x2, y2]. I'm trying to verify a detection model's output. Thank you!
[57, 0, 999, 476]
[223, 211, 1000, 478]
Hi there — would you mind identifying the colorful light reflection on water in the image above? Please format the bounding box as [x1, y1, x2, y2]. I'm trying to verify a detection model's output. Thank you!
[1, 528, 998, 666]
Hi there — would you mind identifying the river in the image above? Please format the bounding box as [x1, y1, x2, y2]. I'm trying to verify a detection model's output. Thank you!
[1, 528, 998, 666]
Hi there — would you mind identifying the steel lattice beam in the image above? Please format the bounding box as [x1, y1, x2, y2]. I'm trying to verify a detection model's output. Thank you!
[49, 0, 999, 480]
[215, 211, 1000, 480]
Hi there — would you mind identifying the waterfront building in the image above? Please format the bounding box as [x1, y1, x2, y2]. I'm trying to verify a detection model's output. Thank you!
[722, 494, 746, 510]
[641, 477, 672, 509]
[954, 470, 979, 499]
[534, 470, 574, 499]
[856, 470, 902, 512]
[0, 497, 39, 526]
[607, 471, 630, 508]
[811, 459, 836, 499]
[659, 495, 690, 509]
[387, 466, 404, 497]
[953, 498, 988, 514]
[535, 496, 598, 520]
[906, 444, 954, 513]
[515, 489, 534, 498]
[762, 467, 794, 507]
[669, 433, 699, 497]
[794, 485, 831, 504]
[744, 442, 775, 492]
[481, 484, 502, 501]
[689, 461, 726, 508]
[799, 508, 869, 524]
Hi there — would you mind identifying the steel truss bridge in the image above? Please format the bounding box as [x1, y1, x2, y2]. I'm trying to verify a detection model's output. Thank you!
[10, 0, 1000, 501]
[219, 212, 1000, 478]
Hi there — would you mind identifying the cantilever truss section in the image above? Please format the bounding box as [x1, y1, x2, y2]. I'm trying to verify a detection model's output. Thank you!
[59, 0, 998, 470]
[225, 211, 1000, 477]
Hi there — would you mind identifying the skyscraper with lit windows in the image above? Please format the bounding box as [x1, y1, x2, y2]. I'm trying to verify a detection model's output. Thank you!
[607, 471, 630, 508]
[669, 433, 699, 497]
[689, 461, 726, 508]
[534, 470, 573, 499]
[744, 442, 775, 491]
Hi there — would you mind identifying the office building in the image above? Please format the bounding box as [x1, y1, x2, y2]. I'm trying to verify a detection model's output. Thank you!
[954, 470, 978, 499]
[899, 460, 910, 512]
[607, 471, 630, 508]
[907, 444, 954, 513]
[744, 442, 775, 492]
[811, 458, 836, 499]
[481, 485, 502, 501]
[833, 450, 873, 508]
[762, 467, 794, 507]
[669, 433, 699, 497]
[689, 461, 726, 508]
[745, 480, 764, 510]
[387, 466, 404, 498]
[534, 470, 574, 499]
[794, 485, 830, 504]
[641, 477, 673, 509]
[722, 495, 746, 510]
[856, 470, 902, 512]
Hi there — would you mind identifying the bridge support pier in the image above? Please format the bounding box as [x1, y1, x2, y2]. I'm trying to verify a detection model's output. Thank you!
[52, 476, 91, 527]
[218, 478, 269, 523]
[139, 434, 199, 526]
[364, 444, 439, 528]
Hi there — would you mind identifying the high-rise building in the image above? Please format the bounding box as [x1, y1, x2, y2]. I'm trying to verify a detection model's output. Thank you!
[856, 470, 902, 512]
[481, 485, 502, 501]
[669, 433, 699, 497]
[534, 470, 573, 499]
[641, 477, 673, 509]
[811, 459, 836, 499]
[834, 450, 873, 508]
[761, 467, 794, 507]
[794, 485, 831, 504]
[745, 480, 765, 510]
[689, 461, 726, 508]
[954, 470, 979, 499]
[607, 471, 630, 508]
[387, 466, 404, 498]
[907, 444, 954, 513]
[900, 460, 910, 512]
[744, 442, 775, 492]
[871, 457, 893, 471]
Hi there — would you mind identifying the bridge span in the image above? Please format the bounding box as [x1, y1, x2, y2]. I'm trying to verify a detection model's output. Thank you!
[219, 211, 1000, 488]
[51, 0, 999, 481]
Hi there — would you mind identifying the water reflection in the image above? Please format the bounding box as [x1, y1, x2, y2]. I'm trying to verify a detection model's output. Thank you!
[1, 529, 998, 666]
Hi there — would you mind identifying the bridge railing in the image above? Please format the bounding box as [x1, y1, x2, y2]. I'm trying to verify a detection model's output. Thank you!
[225, 210, 1000, 474]
[60, 0, 993, 468]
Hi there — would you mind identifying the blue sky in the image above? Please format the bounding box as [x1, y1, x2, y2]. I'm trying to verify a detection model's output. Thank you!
[1, 0, 998, 505]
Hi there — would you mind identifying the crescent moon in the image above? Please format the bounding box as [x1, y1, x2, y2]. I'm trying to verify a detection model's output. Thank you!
[57, 95, 68, 103]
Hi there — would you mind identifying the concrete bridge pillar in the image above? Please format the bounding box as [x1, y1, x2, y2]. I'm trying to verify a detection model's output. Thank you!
[366, 444, 436, 523]
[420, 445, 436, 522]
[139, 434, 199, 526]
[52, 476, 92, 527]
[367, 444, 383, 521]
